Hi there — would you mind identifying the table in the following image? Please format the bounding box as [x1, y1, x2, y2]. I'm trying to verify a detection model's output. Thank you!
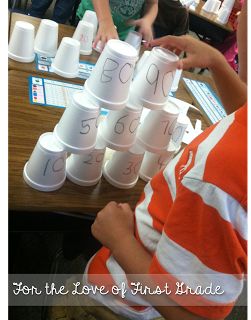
[8, 13, 100, 81]
[9, 66, 212, 217]
[189, 0, 234, 43]
[8, 70, 146, 217]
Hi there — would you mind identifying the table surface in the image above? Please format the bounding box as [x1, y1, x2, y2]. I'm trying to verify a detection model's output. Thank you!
[9, 67, 214, 216]
[9, 11, 219, 217]
[189, 0, 234, 33]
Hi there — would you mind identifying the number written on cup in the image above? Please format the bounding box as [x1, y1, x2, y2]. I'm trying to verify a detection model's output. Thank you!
[146, 63, 174, 97]
[114, 115, 140, 135]
[160, 118, 177, 136]
[123, 160, 142, 177]
[83, 152, 105, 166]
[101, 58, 134, 84]
[80, 117, 99, 135]
[43, 157, 65, 176]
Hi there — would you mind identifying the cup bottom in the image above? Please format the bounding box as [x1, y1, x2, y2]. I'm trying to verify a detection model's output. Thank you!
[101, 135, 134, 152]
[66, 168, 102, 186]
[8, 50, 35, 63]
[23, 162, 66, 192]
[80, 48, 92, 56]
[34, 47, 56, 58]
[51, 63, 78, 78]
[84, 80, 127, 110]
[102, 161, 138, 189]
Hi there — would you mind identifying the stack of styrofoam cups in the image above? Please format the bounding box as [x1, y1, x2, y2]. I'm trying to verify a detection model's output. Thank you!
[84, 39, 138, 110]
[137, 100, 179, 153]
[216, 0, 234, 24]
[125, 31, 142, 55]
[51, 37, 80, 78]
[73, 20, 94, 55]
[202, 0, 221, 13]
[8, 21, 35, 63]
[82, 10, 98, 40]
[171, 114, 190, 151]
[98, 101, 142, 151]
[171, 69, 183, 93]
[139, 141, 176, 182]
[130, 47, 179, 110]
[103, 143, 145, 189]
[34, 19, 58, 57]
[54, 91, 100, 154]
[23, 132, 67, 191]
[66, 136, 106, 186]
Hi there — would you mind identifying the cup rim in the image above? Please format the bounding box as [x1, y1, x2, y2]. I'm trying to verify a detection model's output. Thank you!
[34, 47, 56, 58]
[8, 50, 35, 63]
[66, 162, 102, 186]
[51, 62, 79, 78]
[54, 124, 96, 154]
[139, 171, 151, 182]
[23, 162, 66, 192]
[102, 161, 138, 189]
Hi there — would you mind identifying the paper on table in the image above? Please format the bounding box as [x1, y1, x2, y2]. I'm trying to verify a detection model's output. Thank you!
[183, 119, 203, 144]
[168, 96, 201, 115]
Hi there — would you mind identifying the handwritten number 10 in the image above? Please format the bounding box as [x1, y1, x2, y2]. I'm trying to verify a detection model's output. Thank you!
[43, 157, 65, 176]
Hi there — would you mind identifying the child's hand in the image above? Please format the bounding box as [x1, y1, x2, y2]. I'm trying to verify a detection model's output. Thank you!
[128, 18, 154, 44]
[150, 35, 223, 70]
[93, 18, 119, 49]
[91, 202, 135, 252]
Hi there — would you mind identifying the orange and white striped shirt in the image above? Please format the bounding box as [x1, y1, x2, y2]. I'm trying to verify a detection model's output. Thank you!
[85, 104, 247, 320]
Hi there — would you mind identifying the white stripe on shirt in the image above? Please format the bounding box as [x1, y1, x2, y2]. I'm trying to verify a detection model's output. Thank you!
[188, 113, 235, 180]
[156, 232, 243, 304]
[135, 183, 162, 252]
[182, 177, 247, 240]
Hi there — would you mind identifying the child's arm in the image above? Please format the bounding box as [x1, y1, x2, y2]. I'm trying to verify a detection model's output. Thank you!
[91, 201, 211, 320]
[128, 0, 158, 43]
[150, 35, 247, 114]
[92, 0, 118, 48]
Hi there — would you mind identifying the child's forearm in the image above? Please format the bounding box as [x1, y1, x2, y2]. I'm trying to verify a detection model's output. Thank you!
[91, 0, 113, 23]
[143, 0, 158, 24]
[209, 51, 247, 114]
